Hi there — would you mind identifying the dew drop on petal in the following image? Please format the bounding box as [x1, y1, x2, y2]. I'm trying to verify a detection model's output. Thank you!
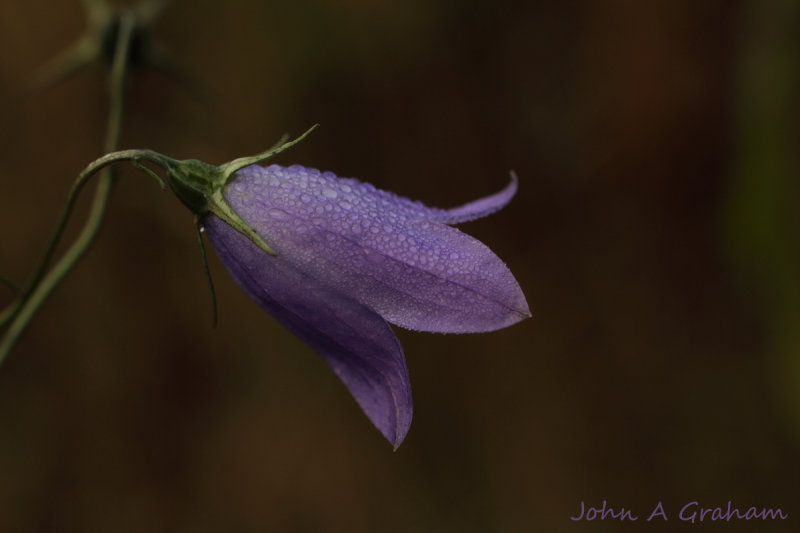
[268, 208, 290, 221]
[364, 250, 385, 264]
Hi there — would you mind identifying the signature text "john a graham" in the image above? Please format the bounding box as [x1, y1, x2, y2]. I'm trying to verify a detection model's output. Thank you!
[570, 500, 788, 523]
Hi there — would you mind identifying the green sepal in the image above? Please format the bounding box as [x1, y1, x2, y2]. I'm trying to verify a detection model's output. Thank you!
[219, 124, 318, 186]
[163, 126, 318, 257]
[194, 215, 218, 327]
[207, 189, 277, 256]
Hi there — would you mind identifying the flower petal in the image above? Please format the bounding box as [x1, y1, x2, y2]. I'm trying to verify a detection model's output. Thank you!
[205, 216, 413, 448]
[424, 173, 519, 224]
[224, 164, 530, 333]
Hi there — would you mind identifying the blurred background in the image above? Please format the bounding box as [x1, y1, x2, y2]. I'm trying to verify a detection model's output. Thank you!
[1, 0, 798, 531]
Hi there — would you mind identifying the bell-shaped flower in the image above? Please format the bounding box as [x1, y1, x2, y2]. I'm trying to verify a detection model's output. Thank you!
[140, 129, 529, 448]
[203, 163, 529, 448]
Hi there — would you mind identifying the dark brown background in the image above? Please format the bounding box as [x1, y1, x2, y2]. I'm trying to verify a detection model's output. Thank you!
[1, 1, 798, 531]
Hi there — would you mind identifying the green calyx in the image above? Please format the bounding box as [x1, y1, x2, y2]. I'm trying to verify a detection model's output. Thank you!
[0, 126, 317, 359]
[164, 125, 319, 257]
[164, 159, 218, 214]
[165, 156, 278, 255]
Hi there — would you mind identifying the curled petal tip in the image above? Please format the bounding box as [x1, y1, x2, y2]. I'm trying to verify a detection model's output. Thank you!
[222, 165, 529, 334]
[428, 172, 519, 225]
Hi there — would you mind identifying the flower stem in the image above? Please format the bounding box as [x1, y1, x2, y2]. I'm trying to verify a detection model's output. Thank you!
[0, 12, 137, 364]
[0, 145, 174, 362]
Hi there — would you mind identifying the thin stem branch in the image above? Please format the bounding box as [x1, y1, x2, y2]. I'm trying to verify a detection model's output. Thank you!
[0, 13, 137, 363]
[194, 216, 217, 327]
[0, 148, 170, 363]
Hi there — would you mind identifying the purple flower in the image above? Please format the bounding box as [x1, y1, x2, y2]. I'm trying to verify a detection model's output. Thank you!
[202, 164, 530, 448]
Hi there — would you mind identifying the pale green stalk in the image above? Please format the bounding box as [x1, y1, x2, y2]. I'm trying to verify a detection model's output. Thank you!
[0, 12, 136, 363]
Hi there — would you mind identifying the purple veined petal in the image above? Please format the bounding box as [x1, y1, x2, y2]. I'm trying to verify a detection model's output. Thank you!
[223, 164, 530, 334]
[315, 169, 518, 224]
[205, 216, 413, 448]
[423, 172, 518, 225]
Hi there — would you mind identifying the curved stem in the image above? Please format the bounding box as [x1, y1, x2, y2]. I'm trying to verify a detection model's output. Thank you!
[1, 13, 141, 362]
[0, 148, 170, 362]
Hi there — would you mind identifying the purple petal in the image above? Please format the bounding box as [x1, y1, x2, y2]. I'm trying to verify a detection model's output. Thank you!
[424, 173, 519, 224]
[223, 164, 530, 333]
[205, 216, 413, 448]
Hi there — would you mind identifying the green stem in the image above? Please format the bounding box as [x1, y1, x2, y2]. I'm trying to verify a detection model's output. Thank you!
[0, 148, 171, 363]
[194, 216, 218, 327]
[0, 13, 137, 362]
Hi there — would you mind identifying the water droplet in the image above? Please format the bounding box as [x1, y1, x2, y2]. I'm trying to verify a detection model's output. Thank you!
[322, 188, 338, 199]
[268, 208, 290, 221]
[362, 250, 382, 264]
